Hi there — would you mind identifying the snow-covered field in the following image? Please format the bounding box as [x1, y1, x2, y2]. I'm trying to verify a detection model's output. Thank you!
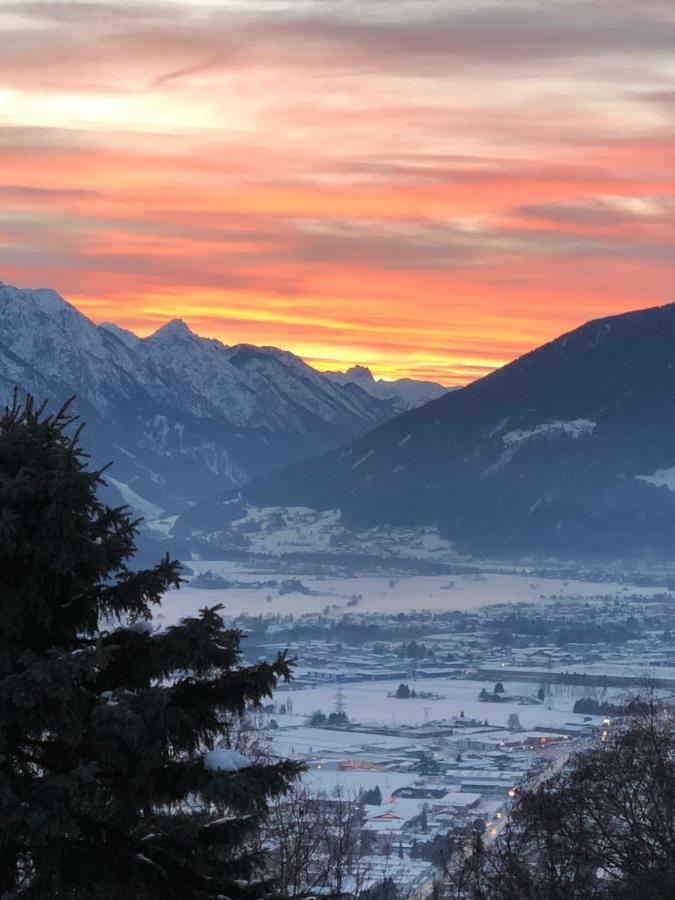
[506, 659, 675, 682]
[272, 727, 418, 757]
[156, 561, 657, 622]
[274, 678, 596, 732]
[301, 767, 420, 799]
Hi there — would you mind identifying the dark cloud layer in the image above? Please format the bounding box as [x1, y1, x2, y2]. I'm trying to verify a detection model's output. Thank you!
[3, 0, 675, 87]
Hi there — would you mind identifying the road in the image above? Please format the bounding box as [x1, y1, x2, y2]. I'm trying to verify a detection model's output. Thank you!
[408, 744, 577, 899]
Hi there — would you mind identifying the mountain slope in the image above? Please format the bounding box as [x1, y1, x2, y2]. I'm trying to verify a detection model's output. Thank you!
[0, 281, 426, 515]
[243, 302, 675, 559]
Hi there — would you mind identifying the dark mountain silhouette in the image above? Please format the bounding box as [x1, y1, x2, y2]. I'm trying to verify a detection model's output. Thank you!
[239, 301, 675, 559]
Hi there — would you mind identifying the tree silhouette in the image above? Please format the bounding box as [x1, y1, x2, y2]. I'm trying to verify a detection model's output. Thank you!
[0, 394, 300, 898]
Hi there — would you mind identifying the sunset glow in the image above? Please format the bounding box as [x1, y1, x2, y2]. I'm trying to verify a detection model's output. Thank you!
[1, 1, 674, 384]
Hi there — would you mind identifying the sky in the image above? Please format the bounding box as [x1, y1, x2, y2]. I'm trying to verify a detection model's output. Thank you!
[0, 0, 674, 385]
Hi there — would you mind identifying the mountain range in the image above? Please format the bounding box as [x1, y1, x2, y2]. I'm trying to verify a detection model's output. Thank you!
[233, 301, 675, 560]
[0, 281, 445, 515]
[323, 365, 447, 411]
[6, 279, 675, 561]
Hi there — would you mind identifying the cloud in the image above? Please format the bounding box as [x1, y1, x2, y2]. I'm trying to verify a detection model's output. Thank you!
[150, 54, 226, 87]
[2, 0, 675, 90]
[0, 185, 102, 199]
[0, 0, 673, 382]
[516, 196, 675, 227]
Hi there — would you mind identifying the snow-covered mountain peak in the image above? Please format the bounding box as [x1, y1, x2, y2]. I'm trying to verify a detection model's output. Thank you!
[0, 281, 110, 363]
[0, 281, 75, 320]
[344, 365, 375, 382]
[324, 365, 447, 412]
[229, 344, 321, 380]
[0, 280, 449, 519]
[146, 318, 197, 344]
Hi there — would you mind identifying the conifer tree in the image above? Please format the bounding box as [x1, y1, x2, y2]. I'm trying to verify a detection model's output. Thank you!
[0, 394, 301, 898]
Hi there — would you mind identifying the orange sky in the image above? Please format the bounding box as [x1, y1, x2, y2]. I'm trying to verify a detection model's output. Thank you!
[1, 1, 674, 385]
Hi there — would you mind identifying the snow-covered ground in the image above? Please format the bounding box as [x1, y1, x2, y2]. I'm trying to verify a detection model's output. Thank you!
[157, 561, 659, 621]
[274, 678, 597, 732]
[108, 477, 164, 520]
[503, 659, 675, 682]
[178, 503, 460, 561]
[301, 767, 421, 799]
[502, 419, 596, 446]
[637, 463, 675, 492]
[271, 728, 418, 757]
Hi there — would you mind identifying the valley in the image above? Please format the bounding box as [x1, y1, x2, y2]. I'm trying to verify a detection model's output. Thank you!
[4, 281, 675, 896]
[150, 559, 673, 896]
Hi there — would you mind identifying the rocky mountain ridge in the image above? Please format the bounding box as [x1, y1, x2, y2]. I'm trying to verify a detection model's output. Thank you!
[0, 281, 444, 515]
